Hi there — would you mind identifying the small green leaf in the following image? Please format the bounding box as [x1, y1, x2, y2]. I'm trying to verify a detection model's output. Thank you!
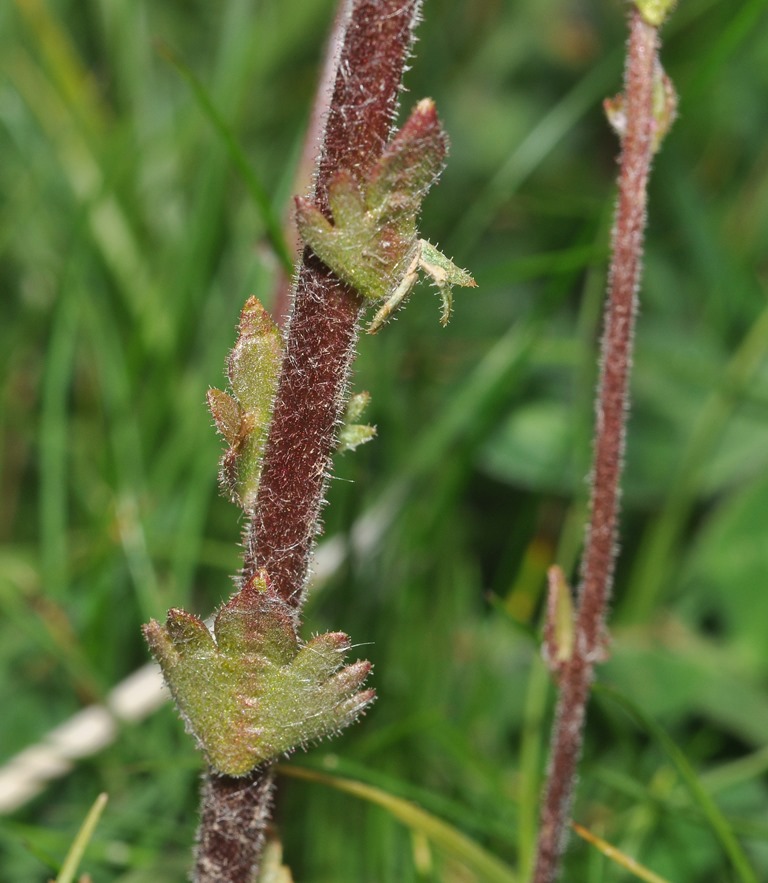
[604, 61, 677, 154]
[55, 792, 108, 883]
[207, 388, 241, 447]
[144, 572, 374, 776]
[208, 297, 283, 511]
[650, 63, 677, 152]
[295, 99, 475, 331]
[338, 391, 376, 453]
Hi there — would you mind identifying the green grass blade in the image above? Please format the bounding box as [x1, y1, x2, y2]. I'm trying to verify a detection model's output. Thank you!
[157, 41, 294, 274]
[701, 745, 768, 796]
[280, 764, 518, 883]
[572, 822, 671, 883]
[595, 684, 759, 883]
[39, 270, 80, 601]
[450, 53, 618, 254]
[12, 0, 108, 139]
[82, 297, 162, 621]
[516, 657, 550, 879]
[623, 298, 768, 622]
[55, 792, 108, 883]
[7, 50, 170, 351]
[687, 0, 768, 99]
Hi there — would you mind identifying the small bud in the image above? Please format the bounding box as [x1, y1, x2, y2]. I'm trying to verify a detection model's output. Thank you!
[208, 296, 283, 511]
[207, 388, 241, 448]
[258, 836, 295, 883]
[603, 93, 627, 142]
[650, 62, 677, 153]
[543, 565, 575, 679]
[604, 60, 677, 155]
[634, 0, 678, 28]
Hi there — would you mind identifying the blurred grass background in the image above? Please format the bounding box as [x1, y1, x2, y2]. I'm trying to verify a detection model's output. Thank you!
[1, 0, 768, 880]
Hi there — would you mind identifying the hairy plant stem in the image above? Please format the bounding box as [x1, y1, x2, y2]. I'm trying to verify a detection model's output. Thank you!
[271, 0, 349, 326]
[245, 0, 421, 604]
[192, 1, 421, 879]
[532, 12, 661, 882]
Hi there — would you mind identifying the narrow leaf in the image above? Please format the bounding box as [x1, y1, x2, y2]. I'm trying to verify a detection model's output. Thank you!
[156, 41, 294, 272]
[54, 792, 108, 883]
[280, 765, 518, 883]
[595, 684, 759, 883]
[572, 822, 671, 883]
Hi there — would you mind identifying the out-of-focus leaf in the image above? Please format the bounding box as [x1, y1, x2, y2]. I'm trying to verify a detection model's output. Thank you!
[281, 764, 518, 883]
[680, 472, 768, 658]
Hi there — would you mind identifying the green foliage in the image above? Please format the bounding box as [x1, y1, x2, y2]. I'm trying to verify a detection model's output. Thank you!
[296, 99, 475, 332]
[144, 572, 374, 776]
[338, 391, 376, 453]
[207, 296, 282, 511]
[282, 765, 519, 883]
[54, 793, 108, 883]
[2, 0, 768, 880]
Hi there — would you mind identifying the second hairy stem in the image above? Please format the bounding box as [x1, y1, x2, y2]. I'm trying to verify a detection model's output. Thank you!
[532, 11, 662, 882]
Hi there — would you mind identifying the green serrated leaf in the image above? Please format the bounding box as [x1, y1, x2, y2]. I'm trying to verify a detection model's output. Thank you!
[208, 297, 283, 510]
[144, 572, 374, 776]
[295, 99, 475, 332]
[338, 423, 377, 453]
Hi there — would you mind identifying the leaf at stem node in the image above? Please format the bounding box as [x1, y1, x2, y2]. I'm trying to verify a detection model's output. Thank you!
[144, 571, 375, 776]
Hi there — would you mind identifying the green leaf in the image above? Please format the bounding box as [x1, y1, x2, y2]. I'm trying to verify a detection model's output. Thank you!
[144, 572, 374, 776]
[295, 99, 474, 330]
[207, 297, 283, 511]
[54, 792, 108, 883]
[281, 765, 518, 883]
[595, 683, 759, 883]
[338, 391, 376, 453]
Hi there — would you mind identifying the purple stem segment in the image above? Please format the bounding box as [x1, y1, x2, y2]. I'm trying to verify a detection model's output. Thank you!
[271, 0, 350, 326]
[193, 2, 422, 880]
[532, 12, 660, 882]
[243, 0, 422, 607]
[194, 766, 275, 883]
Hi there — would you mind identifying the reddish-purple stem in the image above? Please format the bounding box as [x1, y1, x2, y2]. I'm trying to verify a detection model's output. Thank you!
[192, 2, 421, 880]
[532, 12, 660, 882]
[271, 0, 349, 326]
[194, 766, 275, 883]
[244, 0, 421, 606]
